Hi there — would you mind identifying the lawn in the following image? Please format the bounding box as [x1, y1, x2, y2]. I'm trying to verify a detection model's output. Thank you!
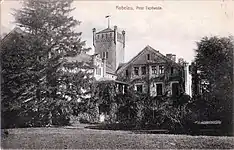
[1, 127, 234, 149]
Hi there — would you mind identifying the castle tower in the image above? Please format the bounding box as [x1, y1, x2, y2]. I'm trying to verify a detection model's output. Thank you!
[92, 20, 125, 72]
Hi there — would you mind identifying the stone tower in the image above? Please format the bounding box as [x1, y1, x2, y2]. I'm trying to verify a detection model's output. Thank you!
[92, 25, 125, 72]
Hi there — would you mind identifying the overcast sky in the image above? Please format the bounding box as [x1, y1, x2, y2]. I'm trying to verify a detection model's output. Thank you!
[1, 0, 234, 63]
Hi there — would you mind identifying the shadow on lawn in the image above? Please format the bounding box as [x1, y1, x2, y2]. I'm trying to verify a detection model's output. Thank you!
[84, 123, 170, 134]
[84, 123, 225, 136]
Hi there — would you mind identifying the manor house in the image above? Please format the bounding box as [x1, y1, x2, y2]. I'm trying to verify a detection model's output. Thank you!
[67, 24, 192, 97]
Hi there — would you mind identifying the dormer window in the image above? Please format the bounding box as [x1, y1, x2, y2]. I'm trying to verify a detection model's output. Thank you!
[147, 54, 150, 60]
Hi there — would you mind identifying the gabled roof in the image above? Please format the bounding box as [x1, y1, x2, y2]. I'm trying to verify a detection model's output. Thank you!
[96, 28, 114, 34]
[117, 45, 181, 74]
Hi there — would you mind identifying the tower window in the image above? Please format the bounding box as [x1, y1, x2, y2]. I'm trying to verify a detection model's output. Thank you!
[147, 54, 150, 60]
[141, 66, 146, 75]
[134, 67, 139, 76]
[96, 67, 101, 75]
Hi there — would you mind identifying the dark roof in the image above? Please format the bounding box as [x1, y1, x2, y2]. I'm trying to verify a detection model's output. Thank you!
[106, 64, 116, 75]
[97, 78, 129, 85]
[65, 52, 92, 64]
[116, 63, 126, 71]
[96, 28, 114, 34]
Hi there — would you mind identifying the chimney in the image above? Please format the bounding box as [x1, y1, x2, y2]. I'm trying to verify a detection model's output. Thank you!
[166, 54, 176, 62]
[166, 54, 172, 59]
[178, 58, 184, 65]
[92, 28, 96, 47]
[172, 54, 176, 62]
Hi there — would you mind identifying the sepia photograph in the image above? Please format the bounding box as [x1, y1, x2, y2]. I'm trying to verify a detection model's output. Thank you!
[1, 0, 234, 149]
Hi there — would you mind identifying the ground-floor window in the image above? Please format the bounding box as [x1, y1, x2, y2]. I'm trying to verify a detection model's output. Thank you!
[172, 82, 179, 96]
[136, 84, 143, 93]
[156, 83, 163, 96]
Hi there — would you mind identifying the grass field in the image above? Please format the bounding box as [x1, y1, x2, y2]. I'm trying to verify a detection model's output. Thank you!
[1, 127, 234, 149]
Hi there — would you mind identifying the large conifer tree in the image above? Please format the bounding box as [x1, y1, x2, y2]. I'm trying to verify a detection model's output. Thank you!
[1, 0, 92, 127]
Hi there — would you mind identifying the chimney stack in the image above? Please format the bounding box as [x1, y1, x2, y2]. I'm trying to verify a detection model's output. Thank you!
[166, 54, 176, 62]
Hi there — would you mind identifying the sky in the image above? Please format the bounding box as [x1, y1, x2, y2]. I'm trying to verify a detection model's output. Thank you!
[1, 0, 234, 63]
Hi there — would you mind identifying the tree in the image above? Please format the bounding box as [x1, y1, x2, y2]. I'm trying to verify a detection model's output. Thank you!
[1, 0, 91, 127]
[194, 36, 234, 135]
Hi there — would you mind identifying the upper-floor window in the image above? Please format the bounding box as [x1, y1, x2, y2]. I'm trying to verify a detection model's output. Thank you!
[126, 70, 129, 77]
[141, 66, 146, 75]
[152, 66, 157, 74]
[97, 34, 99, 39]
[171, 67, 174, 75]
[147, 54, 150, 60]
[159, 65, 165, 74]
[101, 34, 104, 38]
[134, 67, 139, 76]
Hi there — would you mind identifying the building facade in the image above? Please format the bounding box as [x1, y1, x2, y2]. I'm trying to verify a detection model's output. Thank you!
[116, 45, 192, 97]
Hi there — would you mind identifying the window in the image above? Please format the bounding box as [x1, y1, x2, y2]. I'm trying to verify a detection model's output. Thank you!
[159, 65, 164, 74]
[141, 66, 146, 75]
[96, 67, 101, 75]
[136, 85, 143, 93]
[102, 52, 108, 59]
[134, 67, 139, 75]
[97, 34, 99, 39]
[156, 84, 163, 96]
[172, 83, 179, 97]
[152, 66, 157, 74]
[171, 67, 174, 75]
[126, 70, 129, 77]
[101, 34, 104, 38]
[147, 54, 150, 60]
